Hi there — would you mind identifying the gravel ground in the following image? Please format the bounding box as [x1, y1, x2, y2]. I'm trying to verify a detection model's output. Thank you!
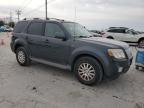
[0, 32, 144, 108]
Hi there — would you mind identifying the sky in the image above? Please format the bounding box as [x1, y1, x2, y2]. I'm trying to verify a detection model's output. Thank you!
[0, 0, 144, 31]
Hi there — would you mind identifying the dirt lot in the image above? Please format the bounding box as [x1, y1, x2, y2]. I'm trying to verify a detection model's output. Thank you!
[0, 33, 144, 108]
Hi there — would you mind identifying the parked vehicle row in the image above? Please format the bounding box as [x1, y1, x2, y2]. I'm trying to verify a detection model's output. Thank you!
[0, 26, 13, 32]
[89, 31, 102, 37]
[11, 18, 133, 85]
[101, 27, 144, 45]
[89, 27, 144, 46]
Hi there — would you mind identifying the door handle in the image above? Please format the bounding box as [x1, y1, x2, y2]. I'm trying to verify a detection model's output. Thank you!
[45, 39, 49, 43]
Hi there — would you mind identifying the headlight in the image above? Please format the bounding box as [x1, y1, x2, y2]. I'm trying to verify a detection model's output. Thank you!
[108, 49, 126, 59]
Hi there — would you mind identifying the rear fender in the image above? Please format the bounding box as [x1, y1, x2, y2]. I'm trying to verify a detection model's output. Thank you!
[14, 38, 31, 56]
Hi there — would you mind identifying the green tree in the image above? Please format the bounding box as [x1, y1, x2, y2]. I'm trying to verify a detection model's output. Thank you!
[8, 22, 15, 28]
[0, 20, 4, 27]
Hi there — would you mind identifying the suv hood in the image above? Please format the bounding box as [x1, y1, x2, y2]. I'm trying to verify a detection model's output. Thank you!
[79, 37, 129, 49]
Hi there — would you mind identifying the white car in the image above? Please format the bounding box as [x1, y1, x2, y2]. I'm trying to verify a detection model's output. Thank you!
[89, 31, 102, 37]
[102, 27, 144, 45]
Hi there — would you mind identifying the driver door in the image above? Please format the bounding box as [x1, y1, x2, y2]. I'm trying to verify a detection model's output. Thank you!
[42, 22, 70, 65]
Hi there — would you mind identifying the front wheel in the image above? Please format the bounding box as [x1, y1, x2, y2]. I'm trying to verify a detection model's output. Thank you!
[16, 47, 31, 66]
[107, 36, 114, 39]
[73, 57, 103, 85]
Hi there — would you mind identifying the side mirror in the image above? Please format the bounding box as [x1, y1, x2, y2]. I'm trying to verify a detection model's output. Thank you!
[125, 30, 129, 34]
[126, 30, 132, 35]
[55, 32, 66, 41]
[132, 32, 137, 35]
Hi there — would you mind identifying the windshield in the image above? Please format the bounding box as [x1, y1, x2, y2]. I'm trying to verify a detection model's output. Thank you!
[128, 29, 139, 35]
[63, 22, 91, 38]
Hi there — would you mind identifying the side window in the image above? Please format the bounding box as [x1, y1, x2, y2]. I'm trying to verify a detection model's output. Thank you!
[108, 29, 125, 33]
[27, 22, 43, 35]
[117, 29, 126, 33]
[122, 29, 126, 33]
[108, 29, 116, 33]
[14, 21, 28, 33]
[45, 23, 65, 38]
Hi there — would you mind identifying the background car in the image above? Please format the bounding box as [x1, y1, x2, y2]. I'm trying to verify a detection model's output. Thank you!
[89, 31, 102, 37]
[0, 26, 13, 32]
[5, 27, 13, 32]
[102, 27, 144, 45]
[90, 30, 102, 35]
[0, 26, 5, 32]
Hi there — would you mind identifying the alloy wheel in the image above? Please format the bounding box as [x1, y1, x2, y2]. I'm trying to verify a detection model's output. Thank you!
[17, 51, 26, 64]
[78, 63, 96, 81]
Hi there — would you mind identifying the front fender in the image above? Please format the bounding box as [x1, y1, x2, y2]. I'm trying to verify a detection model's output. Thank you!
[69, 46, 110, 73]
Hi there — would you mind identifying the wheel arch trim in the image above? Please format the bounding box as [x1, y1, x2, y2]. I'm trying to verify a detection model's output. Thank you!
[69, 48, 110, 76]
[14, 39, 31, 56]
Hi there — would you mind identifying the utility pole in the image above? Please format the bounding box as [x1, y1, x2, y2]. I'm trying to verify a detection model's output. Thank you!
[9, 11, 13, 27]
[16, 10, 21, 22]
[45, 0, 47, 19]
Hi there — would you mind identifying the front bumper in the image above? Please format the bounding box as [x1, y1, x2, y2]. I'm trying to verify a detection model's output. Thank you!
[104, 57, 133, 80]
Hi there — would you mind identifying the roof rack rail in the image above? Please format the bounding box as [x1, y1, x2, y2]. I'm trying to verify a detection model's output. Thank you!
[33, 18, 41, 20]
[23, 18, 42, 20]
[47, 17, 65, 21]
[109, 27, 128, 29]
[22, 17, 65, 22]
[109, 27, 127, 29]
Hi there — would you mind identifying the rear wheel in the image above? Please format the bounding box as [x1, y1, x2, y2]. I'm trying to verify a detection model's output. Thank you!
[73, 57, 103, 85]
[107, 36, 114, 39]
[138, 39, 144, 46]
[136, 65, 144, 71]
[16, 47, 31, 66]
[136, 65, 139, 70]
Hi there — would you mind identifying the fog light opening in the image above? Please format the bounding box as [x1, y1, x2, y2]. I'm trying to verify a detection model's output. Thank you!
[118, 67, 123, 73]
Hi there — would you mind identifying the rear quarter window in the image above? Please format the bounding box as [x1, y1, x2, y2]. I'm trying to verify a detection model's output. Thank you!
[13, 21, 28, 33]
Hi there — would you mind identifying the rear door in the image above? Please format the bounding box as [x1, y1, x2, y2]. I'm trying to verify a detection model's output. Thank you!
[25, 21, 45, 59]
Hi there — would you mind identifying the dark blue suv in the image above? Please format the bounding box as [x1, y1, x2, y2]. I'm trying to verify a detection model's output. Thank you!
[11, 18, 133, 85]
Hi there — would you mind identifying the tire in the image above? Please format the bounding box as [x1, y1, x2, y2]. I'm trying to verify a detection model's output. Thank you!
[16, 47, 31, 66]
[135, 65, 144, 71]
[73, 56, 103, 85]
[135, 65, 139, 70]
[138, 39, 144, 47]
[107, 36, 114, 39]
